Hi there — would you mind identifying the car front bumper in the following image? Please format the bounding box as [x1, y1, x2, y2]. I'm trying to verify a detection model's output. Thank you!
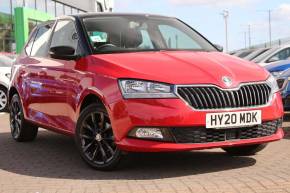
[109, 93, 284, 152]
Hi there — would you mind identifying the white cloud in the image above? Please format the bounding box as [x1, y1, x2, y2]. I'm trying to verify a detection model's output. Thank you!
[169, 0, 257, 7]
[273, 3, 290, 20]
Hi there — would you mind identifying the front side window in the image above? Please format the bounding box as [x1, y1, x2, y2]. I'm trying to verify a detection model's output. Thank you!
[31, 23, 54, 57]
[268, 48, 290, 63]
[82, 16, 217, 54]
[50, 20, 78, 53]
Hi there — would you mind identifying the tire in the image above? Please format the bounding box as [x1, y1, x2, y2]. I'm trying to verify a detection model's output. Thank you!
[75, 104, 122, 171]
[222, 144, 268, 156]
[0, 86, 8, 112]
[9, 94, 38, 142]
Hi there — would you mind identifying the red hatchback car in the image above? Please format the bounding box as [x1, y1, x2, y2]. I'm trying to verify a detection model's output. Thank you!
[9, 13, 284, 170]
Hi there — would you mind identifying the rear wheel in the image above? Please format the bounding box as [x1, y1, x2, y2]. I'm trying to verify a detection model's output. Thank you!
[0, 86, 8, 112]
[222, 144, 268, 156]
[75, 104, 121, 170]
[10, 94, 38, 142]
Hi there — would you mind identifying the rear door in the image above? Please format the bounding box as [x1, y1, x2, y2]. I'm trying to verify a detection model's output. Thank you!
[20, 22, 57, 125]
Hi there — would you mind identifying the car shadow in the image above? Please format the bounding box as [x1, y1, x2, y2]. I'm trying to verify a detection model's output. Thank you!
[283, 113, 290, 140]
[0, 130, 256, 180]
[284, 128, 290, 139]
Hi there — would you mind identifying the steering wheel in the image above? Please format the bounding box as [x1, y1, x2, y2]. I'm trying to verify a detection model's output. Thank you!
[97, 44, 117, 50]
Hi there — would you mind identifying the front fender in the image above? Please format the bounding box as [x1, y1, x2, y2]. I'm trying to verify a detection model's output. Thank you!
[76, 87, 107, 117]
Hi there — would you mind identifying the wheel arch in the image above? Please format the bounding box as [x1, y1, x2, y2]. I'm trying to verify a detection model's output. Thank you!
[8, 86, 19, 105]
[77, 88, 109, 117]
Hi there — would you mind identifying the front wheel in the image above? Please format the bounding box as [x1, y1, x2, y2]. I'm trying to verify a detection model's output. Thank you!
[222, 144, 268, 156]
[75, 104, 122, 171]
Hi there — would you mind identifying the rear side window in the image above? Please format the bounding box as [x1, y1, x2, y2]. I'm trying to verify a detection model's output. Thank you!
[50, 20, 79, 53]
[25, 29, 37, 55]
[31, 23, 54, 57]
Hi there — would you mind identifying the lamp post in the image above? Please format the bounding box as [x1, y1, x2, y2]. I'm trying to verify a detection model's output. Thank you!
[268, 9, 272, 46]
[248, 24, 251, 48]
[221, 10, 229, 52]
[257, 9, 272, 47]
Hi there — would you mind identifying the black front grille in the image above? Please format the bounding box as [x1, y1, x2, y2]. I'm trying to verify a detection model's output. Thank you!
[171, 119, 281, 144]
[177, 83, 271, 110]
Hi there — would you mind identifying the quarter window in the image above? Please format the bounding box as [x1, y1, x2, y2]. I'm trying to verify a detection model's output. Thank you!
[50, 20, 78, 53]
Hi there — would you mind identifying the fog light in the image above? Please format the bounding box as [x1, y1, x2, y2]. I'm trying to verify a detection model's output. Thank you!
[135, 128, 163, 139]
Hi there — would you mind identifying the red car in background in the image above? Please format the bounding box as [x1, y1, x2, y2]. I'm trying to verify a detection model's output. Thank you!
[9, 14, 284, 170]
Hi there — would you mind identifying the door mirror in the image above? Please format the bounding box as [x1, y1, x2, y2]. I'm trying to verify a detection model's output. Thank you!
[214, 44, 223, 52]
[49, 46, 80, 60]
[267, 56, 280, 63]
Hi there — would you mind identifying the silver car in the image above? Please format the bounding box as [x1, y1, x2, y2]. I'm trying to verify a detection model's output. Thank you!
[252, 45, 290, 66]
[0, 54, 13, 112]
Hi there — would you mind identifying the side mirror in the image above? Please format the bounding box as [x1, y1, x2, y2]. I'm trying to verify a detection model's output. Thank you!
[214, 44, 224, 52]
[267, 56, 280, 63]
[49, 46, 80, 60]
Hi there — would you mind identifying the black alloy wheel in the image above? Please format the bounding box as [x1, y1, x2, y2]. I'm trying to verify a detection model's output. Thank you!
[10, 94, 38, 142]
[75, 104, 121, 170]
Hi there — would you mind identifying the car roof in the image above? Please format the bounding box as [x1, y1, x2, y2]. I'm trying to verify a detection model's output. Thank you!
[69, 13, 174, 19]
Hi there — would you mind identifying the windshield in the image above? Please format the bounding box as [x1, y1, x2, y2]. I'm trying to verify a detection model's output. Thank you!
[0, 55, 13, 67]
[82, 16, 217, 54]
[252, 47, 280, 63]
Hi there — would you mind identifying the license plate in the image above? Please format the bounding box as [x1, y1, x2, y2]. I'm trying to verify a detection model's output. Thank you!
[206, 110, 262, 129]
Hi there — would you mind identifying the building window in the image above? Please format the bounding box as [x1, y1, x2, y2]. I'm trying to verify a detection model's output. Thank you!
[72, 8, 78, 14]
[36, 0, 47, 13]
[55, 2, 64, 16]
[78, 9, 85, 14]
[25, 0, 36, 9]
[0, 0, 14, 52]
[12, 0, 25, 7]
[64, 5, 72, 15]
[46, 0, 56, 16]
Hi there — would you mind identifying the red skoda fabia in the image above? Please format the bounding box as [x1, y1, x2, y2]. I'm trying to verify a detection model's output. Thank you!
[9, 13, 284, 170]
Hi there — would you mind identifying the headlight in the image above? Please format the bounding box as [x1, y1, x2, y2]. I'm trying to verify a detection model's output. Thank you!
[266, 74, 280, 93]
[118, 79, 177, 99]
[271, 71, 284, 77]
[5, 73, 11, 79]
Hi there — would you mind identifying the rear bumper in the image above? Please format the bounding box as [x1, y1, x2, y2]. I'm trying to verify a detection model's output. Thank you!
[116, 128, 284, 152]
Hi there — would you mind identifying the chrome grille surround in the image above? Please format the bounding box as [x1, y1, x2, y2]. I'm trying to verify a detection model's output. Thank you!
[175, 81, 273, 111]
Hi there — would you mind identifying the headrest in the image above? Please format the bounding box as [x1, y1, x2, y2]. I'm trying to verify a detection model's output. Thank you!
[123, 28, 143, 48]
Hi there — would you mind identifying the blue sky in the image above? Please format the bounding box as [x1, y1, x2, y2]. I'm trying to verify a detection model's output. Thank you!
[114, 0, 290, 51]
